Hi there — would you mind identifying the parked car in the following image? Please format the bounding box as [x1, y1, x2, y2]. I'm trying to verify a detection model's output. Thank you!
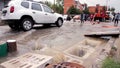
[63, 14, 68, 20]
[1, 0, 63, 31]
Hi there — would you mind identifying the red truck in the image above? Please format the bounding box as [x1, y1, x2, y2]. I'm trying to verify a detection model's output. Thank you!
[94, 12, 109, 21]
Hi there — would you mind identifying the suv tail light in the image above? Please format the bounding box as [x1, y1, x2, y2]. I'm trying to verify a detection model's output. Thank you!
[10, 6, 14, 13]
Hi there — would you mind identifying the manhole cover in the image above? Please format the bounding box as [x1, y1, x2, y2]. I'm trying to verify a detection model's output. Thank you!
[46, 62, 85, 68]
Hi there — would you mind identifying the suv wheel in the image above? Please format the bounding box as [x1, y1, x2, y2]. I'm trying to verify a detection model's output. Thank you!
[8, 23, 20, 30]
[21, 18, 33, 31]
[56, 18, 63, 27]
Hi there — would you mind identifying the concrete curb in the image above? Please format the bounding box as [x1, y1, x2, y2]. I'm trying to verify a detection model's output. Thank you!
[0, 11, 6, 26]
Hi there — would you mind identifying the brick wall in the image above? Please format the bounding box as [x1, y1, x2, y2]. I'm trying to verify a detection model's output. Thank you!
[88, 6, 96, 13]
[64, 0, 75, 14]
[64, 0, 83, 14]
[88, 5, 105, 13]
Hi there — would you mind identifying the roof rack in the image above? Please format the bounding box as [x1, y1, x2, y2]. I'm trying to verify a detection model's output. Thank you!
[24, 0, 45, 4]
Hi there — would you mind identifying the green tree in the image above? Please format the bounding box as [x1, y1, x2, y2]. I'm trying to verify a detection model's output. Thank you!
[110, 7, 115, 12]
[56, 0, 63, 6]
[83, 8, 89, 14]
[44, 0, 63, 14]
[108, 8, 111, 11]
[57, 5, 63, 14]
[44, 1, 52, 7]
[67, 6, 81, 14]
[108, 7, 115, 12]
[55, 0, 63, 14]
[52, 4, 63, 14]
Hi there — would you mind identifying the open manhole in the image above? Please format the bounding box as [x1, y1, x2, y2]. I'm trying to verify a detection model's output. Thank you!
[65, 45, 95, 59]
[65, 38, 107, 60]
[68, 47, 87, 57]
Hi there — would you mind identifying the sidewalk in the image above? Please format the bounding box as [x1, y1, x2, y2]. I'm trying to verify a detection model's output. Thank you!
[113, 38, 120, 62]
[0, 11, 6, 26]
[0, 11, 1, 23]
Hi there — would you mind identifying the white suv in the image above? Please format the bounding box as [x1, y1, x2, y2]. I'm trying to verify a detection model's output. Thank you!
[1, 0, 63, 31]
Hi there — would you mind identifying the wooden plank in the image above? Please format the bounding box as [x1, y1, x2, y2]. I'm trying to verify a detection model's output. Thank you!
[85, 31, 120, 37]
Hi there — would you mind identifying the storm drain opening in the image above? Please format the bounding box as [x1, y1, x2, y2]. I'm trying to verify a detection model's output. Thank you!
[78, 49, 86, 57]
[65, 38, 107, 60]
[68, 47, 87, 57]
[80, 38, 106, 47]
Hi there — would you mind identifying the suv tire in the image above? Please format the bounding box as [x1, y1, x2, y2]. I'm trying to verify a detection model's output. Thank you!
[8, 23, 20, 30]
[21, 18, 33, 31]
[56, 18, 63, 27]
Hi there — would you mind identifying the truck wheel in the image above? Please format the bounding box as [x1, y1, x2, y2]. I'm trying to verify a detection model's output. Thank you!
[8, 23, 20, 30]
[56, 18, 63, 27]
[21, 18, 33, 31]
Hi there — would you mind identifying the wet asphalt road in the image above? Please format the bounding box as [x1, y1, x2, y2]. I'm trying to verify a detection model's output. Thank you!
[0, 21, 86, 63]
[0, 21, 119, 63]
[0, 21, 87, 51]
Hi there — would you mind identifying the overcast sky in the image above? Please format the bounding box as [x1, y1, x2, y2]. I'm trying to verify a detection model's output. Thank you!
[34, 0, 120, 12]
[79, 0, 120, 12]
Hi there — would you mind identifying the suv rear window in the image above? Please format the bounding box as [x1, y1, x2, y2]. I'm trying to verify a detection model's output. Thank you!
[32, 3, 42, 11]
[42, 5, 52, 13]
[21, 2, 29, 8]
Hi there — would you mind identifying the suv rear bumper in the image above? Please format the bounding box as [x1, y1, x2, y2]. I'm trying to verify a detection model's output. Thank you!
[2, 19, 20, 24]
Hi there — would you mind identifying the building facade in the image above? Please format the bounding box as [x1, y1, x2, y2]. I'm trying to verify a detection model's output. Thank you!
[64, 0, 75, 14]
[88, 4, 106, 13]
[64, 0, 83, 14]
[88, 6, 96, 13]
[0, 0, 11, 11]
[75, 1, 83, 11]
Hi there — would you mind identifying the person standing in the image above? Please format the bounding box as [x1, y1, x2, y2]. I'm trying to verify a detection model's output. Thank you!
[90, 14, 94, 22]
[109, 13, 114, 22]
[114, 13, 119, 26]
[84, 14, 88, 21]
[97, 12, 101, 24]
[112, 13, 115, 22]
[66, 14, 71, 21]
[91, 13, 97, 25]
[80, 12, 85, 23]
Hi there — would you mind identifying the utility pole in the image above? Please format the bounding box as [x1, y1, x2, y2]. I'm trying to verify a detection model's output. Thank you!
[106, 0, 110, 11]
[54, 0, 55, 5]
[54, 0, 56, 11]
[3, 0, 5, 7]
